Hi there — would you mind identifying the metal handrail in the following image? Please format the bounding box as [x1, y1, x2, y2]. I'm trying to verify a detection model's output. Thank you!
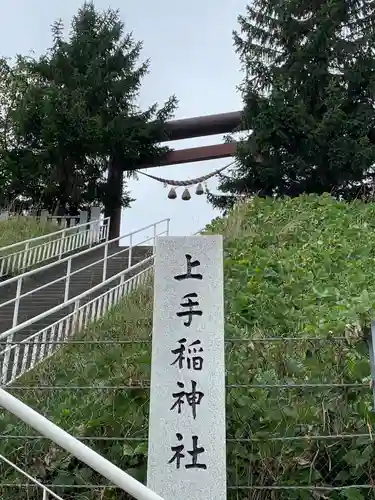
[0, 216, 107, 253]
[0, 219, 168, 328]
[0, 254, 153, 341]
[0, 388, 164, 500]
[0, 232, 155, 311]
[0, 453, 65, 500]
[0, 217, 109, 279]
[2, 265, 153, 353]
[0, 218, 169, 289]
[0, 263, 154, 384]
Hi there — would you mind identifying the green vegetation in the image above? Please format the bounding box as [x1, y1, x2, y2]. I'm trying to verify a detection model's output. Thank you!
[1, 194, 375, 499]
[0, 216, 58, 248]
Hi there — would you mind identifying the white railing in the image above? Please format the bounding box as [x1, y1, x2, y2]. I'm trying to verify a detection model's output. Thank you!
[0, 215, 108, 278]
[0, 387, 164, 500]
[0, 452, 65, 500]
[0, 257, 154, 385]
[0, 206, 101, 228]
[0, 218, 169, 328]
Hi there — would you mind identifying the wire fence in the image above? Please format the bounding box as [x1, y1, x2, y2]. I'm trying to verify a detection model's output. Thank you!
[0, 289, 374, 500]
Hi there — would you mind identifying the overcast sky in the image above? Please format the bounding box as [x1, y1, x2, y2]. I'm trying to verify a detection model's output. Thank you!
[0, 0, 245, 237]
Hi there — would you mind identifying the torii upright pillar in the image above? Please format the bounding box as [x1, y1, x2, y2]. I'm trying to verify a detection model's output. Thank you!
[107, 110, 242, 240]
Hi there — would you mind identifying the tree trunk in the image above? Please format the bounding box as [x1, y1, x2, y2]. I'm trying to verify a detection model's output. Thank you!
[105, 155, 123, 241]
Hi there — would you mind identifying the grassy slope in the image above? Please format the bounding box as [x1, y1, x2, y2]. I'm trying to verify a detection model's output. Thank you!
[0, 217, 59, 248]
[1, 194, 375, 500]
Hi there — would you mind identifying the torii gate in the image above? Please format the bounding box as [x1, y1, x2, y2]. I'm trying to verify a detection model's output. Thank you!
[110, 110, 242, 239]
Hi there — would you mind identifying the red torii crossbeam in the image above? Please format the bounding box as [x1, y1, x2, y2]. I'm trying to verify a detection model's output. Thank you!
[165, 111, 242, 141]
[145, 110, 241, 168]
[161, 142, 236, 166]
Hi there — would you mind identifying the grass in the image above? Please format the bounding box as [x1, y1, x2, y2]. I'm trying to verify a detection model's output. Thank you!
[0, 216, 63, 277]
[0, 216, 59, 248]
[1, 193, 375, 500]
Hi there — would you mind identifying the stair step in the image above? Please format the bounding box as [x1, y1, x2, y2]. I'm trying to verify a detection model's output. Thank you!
[0, 246, 152, 357]
[0, 237, 156, 387]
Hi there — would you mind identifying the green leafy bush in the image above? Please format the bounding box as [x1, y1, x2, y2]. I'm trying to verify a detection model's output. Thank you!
[206, 194, 375, 499]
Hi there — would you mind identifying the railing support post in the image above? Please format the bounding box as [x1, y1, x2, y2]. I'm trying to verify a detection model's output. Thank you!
[166, 218, 170, 236]
[119, 273, 125, 295]
[1, 274, 21, 384]
[22, 241, 30, 271]
[58, 230, 66, 260]
[12, 277, 23, 328]
[153, 223, 157, 254]
[106, 216, 111, 242]
[128, 234, 133, 268]
[102, 242, 108, 281]
[71, 299, 80, 334]
[64, 258, 72, 302]
[91, 206, 101, 244]
[1, 336, 13, 385]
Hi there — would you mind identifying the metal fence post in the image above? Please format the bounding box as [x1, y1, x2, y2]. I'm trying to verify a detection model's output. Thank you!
[106, 216, 111, 242]
[1, 337, 13, 385]
[12, 276, 23, 327]
[128, 234, 133, 268]
[153, 223, 157, 254]
[21, 241, 30, 270]
[59, 230, 66, 260]
[166, 218, 170, 235]
[91, 206, 101, 244]
[102, 241, 108, 281]
[64, 258, 72, 302]
[119, 273, 125, 296]
[71, 299, 81, 334]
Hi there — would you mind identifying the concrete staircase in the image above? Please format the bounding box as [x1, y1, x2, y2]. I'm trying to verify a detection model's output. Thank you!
[0, 244, 152, 351]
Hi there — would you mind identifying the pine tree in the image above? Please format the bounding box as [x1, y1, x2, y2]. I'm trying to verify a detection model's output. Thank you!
[0, 57, 48, 209]
[211, 0, 375, 210]
[11, 2, 177, 228]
